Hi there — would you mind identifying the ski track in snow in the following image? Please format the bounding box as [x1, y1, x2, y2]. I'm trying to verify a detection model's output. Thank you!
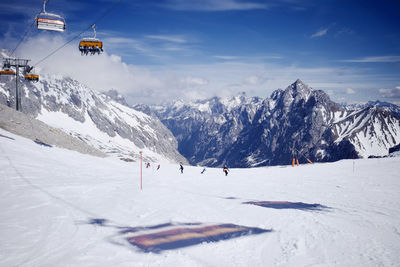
[1, 128, 400, 266]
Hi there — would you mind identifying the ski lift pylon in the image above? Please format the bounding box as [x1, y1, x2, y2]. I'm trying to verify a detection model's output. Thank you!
[79, 24, 103, 55]
[36, 0, 66, 32]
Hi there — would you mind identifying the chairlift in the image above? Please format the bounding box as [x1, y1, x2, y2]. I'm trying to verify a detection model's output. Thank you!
[25, 74, 40, 82]
[36, 0, 66, 32]
[24, 65, 39, 82]
[0, 69, 15, 75]
[79, 25, 103, 55]
[0, 61, 15, 75]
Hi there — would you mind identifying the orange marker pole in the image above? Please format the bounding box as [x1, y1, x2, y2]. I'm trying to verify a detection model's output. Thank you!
[306, 158, 313, 164]
[296, 159, 299, 166]
[292, 158, 295, 167]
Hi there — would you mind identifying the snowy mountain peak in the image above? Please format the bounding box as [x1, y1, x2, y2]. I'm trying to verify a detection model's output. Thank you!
[294, 78, 304, 85]
[280, 79, 313, 110]
[221, 92, 251, 111]
[288, 79, 312, 94]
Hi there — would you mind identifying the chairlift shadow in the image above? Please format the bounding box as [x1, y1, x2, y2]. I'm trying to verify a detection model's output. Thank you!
[243, 201, 331, 211]
[84, 218, 271, 253]
[126, 223, 271, 253]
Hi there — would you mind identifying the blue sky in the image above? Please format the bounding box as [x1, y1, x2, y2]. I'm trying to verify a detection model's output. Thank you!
[1, 0, 399, 104]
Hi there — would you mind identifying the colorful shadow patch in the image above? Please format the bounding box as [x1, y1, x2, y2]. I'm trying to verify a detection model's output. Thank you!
[127, 223, 269, 252]
[244, 201, 329, 210]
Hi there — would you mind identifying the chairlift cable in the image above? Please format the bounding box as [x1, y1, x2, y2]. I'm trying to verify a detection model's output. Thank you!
[33, 0, 123, 67]
[10, 2, 50, 57]
[10, 19, 36, 57]
[33, 30, 86, 67]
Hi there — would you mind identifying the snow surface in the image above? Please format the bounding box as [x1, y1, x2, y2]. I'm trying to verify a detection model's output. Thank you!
[1, 128, 400, 266]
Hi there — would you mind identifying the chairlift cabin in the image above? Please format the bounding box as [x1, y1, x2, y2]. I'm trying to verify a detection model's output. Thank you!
[79, 25, 103, 55]
[36, 0, 66, 32]
[0, 70, 15, 75]
[79, 38, 103, 55]
[25, 74, 39, 82]
[24, 65, 39, 82]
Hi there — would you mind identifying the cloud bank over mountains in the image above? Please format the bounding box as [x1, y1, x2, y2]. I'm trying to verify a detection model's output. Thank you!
[5, 34, 399, 105]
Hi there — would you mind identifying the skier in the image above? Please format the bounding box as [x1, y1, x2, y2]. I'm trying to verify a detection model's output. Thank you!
[179, 164, 184, 174]
[223, 165, 229, 176]
[201, 168, 206, 174]
[157, 164, 160, 170]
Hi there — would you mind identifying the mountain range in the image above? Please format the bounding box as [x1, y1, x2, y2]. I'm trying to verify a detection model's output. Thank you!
[1, 49, 399, 167]
[154, 79, 400, 167]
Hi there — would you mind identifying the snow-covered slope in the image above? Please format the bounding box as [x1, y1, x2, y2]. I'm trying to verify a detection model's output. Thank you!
[1, 127, 400, 266]
[331, 106, 400, 157]
[0, 51, 186, 164]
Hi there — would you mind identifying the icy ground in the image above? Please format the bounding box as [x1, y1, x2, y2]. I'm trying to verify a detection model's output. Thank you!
[1, 128, 400, 267]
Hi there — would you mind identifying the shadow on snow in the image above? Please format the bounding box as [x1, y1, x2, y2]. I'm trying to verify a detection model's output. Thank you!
[85, 219, 271, 253]
[243, 201, 330, 211]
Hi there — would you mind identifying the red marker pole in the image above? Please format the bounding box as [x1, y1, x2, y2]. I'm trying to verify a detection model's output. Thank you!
[139, 151, 142, 190]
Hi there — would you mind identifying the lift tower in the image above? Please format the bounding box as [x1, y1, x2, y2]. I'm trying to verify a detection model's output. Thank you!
[2, 57, 30, 111]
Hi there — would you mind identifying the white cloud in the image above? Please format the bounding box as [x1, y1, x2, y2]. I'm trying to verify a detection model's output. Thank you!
[213, 55, 282, 61]
[379, 87, 400, 99]
[213, 55, 239, 60]
[162, 0, 268, 11]
[146, 35, 187, 44]
[9, 35, 212, 104]
[180, 76, 209, 86]
[335, 28, 355, 38]
[340, 56, 400, 63]
[7, 35, 398, 105]
[151, 62, 378, 101]
[379, 88, 392, 94]
[245, 75, 263, 85]
[103, 36, 159, 57]
[14, 35, 163, 102]
[102, 32, 197, 59]
[311, 28, 328, 38]
[182, 90, 209, 101]
[346, 88, 356, 94]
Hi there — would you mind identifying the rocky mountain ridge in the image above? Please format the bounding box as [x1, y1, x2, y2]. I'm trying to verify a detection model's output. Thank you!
[154, 79, 400, 167]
